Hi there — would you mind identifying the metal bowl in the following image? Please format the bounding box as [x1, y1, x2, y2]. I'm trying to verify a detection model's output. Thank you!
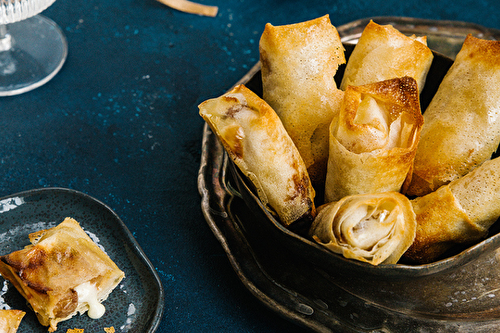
[199, 17, 500, 332]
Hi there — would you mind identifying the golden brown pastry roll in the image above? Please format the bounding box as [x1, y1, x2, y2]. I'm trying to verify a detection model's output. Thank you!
[406, 34, 500, 197]
[324, 76, 423, 203]
[0, 310, 25, 333]
[310, 192, 416, 265]
[0, 217, 125, 332]
[404, 157, 500, 264]
[199, 84, 316, 228]
[259, 14, 345, 184]
[340, 20, 433, 92]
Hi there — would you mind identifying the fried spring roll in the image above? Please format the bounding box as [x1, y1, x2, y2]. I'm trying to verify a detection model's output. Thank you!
[199, 84, 316, 227]
[404, 157, 500, 264]
[259, 14, 345, 184]
[406, 35, 500, 196]
[310, 192, 416, 265]
[325, 77, 423, 203]
[340, 20, 434, 92]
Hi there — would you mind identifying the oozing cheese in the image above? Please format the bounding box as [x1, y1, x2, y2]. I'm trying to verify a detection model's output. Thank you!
[74, 282, 106, 319]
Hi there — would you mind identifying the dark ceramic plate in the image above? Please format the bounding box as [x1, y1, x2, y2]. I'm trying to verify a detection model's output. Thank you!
[0, 187, 164, 333]
[199, 17, 500, 333]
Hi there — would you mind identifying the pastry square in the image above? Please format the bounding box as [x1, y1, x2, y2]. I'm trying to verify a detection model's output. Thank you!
[0, 217, 125, 332]
[0, 309, 25, 333]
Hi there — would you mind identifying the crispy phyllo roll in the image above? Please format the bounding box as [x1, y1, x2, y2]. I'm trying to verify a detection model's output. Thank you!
[340, 20, 433, 92]
[404, 157, 500, 264]
[0, 218, 125, 332]
[324, 76, 423, 203]
[259, 14, 345, 184]
[310, 192, 416, 265]
[0, 309, 25, 333]
[199, 84, 316, 227]
[406, 35, 500, 196]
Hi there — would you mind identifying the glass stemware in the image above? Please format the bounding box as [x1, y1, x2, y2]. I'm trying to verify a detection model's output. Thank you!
[0, 0, 68, 96]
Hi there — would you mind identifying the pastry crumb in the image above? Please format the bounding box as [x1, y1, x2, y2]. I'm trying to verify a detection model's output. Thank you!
[65, 327, 115, 333]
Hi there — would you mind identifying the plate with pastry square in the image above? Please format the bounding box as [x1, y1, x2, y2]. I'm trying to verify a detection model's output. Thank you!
[0, 187, 164, 332]
[198, 17, 500, 333]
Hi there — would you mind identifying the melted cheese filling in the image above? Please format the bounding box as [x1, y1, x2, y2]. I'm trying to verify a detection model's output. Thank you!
[74, 282, 105, 319]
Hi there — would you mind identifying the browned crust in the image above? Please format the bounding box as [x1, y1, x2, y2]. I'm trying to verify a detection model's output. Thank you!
[460, 34, 500, 67]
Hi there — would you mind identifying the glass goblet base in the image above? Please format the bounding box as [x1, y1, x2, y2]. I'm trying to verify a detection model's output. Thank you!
[0, 14, 68, 96]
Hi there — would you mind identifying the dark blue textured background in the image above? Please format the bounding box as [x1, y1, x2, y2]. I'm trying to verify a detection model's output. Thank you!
[1, 0, 500, 331]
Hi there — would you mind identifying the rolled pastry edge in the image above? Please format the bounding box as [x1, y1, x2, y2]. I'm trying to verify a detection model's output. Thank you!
[404, 157, 500, 263]
[311, 192, 416, 265]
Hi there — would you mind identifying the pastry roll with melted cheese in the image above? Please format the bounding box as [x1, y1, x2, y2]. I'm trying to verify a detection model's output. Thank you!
[404, 157, 500, 264]
[0, 217, 125, 332]
[324, 76, 424, 203]
[0, 309, 25, 333]
[259, 14, 345, 185]
[406, 35, 500, 197]
[340, 20, 434, 92]
[310, 192, 416, 265]
[199, 84, 316, 228]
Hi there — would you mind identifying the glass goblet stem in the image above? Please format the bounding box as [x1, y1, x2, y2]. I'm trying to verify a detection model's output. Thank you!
[0, 24, 11, 50]
[0, 24, 16, 76]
